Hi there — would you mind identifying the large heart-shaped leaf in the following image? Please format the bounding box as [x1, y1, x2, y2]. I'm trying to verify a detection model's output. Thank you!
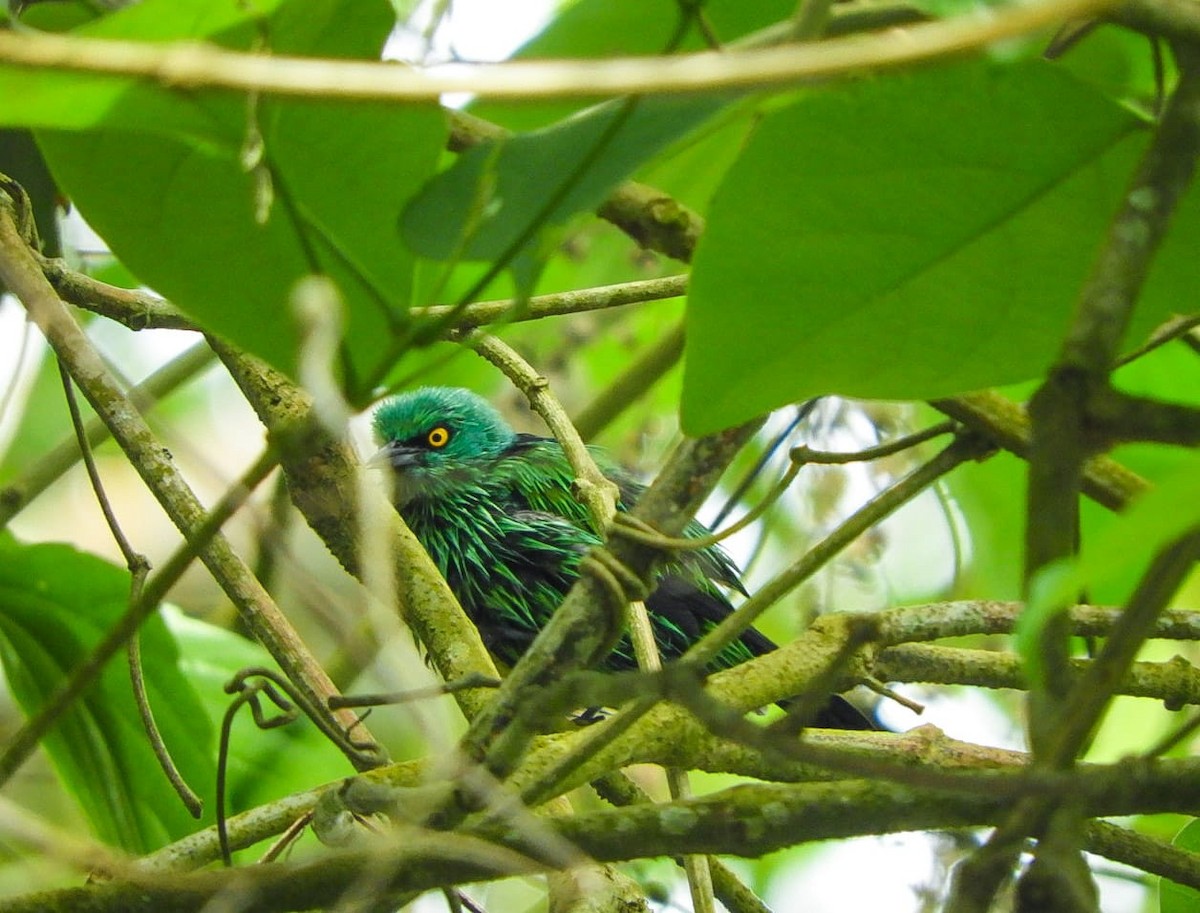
[681, 57, 1175, 433]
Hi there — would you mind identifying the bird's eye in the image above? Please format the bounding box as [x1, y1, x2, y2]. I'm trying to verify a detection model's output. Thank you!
[426, 426, 451, 448]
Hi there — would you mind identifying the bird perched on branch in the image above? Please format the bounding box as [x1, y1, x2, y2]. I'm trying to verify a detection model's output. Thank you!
[372, 386, 872, 730]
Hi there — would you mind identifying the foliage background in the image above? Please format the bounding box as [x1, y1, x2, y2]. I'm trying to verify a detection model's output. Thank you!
[1, 0, 1200, 911]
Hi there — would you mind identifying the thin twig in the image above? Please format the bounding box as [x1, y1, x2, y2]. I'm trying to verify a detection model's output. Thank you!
[615, 420, 956, 553]
[931, 390, 1148, 511]
[678, 433, 991, 670]
[328, 672, 502, 709]
[461, 331, 620, 531]
[57, 362, 203, 817]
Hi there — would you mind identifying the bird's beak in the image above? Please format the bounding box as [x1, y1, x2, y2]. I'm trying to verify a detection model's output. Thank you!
[368, 441, 421, 470]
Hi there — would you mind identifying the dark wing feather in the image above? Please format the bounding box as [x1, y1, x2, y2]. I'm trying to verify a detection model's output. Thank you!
[495, 436, 875, 730]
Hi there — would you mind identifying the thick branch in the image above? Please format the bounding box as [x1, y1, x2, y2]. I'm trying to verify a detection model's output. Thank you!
[124, 587, 1200, 873]
[931, 391, 1147, 511]
[876, 642, 1200, 706]
[13, 759, 1200, 913]
[875, 600, 1200, 645]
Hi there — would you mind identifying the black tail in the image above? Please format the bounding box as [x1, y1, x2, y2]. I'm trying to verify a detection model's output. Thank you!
[646, 576, 880, 731]
[790, 693, 877, 730]
[739, 624, 879, 730]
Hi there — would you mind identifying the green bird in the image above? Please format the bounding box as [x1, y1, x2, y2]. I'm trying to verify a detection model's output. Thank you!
[372, 386, 872, 729]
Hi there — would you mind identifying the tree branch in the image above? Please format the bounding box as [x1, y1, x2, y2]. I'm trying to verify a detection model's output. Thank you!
[931, 391, 1148, 511]
[0, 179, 376, 772]
[950, 44, 1200, 913]
[0, 0, 1112, 101]
[15, 758, 1200, 913]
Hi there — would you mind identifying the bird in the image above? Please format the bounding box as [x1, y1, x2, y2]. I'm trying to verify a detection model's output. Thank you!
[371, 385, 873, 730]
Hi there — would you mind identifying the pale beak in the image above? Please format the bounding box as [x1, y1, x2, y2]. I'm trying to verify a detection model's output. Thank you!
[368, 441, 420, 470]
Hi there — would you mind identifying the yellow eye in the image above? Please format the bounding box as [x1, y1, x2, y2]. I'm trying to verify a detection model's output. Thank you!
[426, 426, 450, 448]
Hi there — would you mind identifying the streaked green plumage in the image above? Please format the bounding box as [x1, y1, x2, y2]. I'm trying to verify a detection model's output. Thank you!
[372, 386, 871, 728]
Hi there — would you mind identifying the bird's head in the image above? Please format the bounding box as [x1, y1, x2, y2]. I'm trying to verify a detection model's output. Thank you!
[370, 387, 516, 496]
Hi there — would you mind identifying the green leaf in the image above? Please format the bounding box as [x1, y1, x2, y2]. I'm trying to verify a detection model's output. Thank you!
[1069, 450, 1200, 594]
[160, 609, 350, 815]
[1053, 24, 1171, 106]
[400, 94, 730, 272]
[0, 534, 214, 853]
[0, 130, 60, 257]
[10, 0, 100, 34]
[31, 0, 447, 396]
[942, 442, 1027, 601]
[1161, 820, 1200, 913]
[682, 57, 1165, 434]
[1014, 559, 1077, 691]
[470, 0, 795, 132]
[0, 0, 280, 140]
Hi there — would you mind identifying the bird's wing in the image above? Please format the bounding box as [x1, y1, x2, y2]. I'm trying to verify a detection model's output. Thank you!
[496, 435, 597, 530]
[501, 435, 747, 597]
[611, 467, 748, 597]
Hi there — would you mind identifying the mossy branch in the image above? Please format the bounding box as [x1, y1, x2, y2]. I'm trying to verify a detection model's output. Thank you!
[15, 758, 1200, 913]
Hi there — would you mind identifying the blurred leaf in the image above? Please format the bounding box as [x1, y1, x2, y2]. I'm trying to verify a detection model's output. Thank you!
[1067, 450, 1200, 592]
[0, 335, 65, 483]
[1085, 649, 1177, 763]
[31, 0, 446, 398]
[161, 608, 350, 814]
[0, 534, 214, 852]
[1077, 339, 1200, 601]
[471, 0, 795, 132]
[0, 130, 60, 256]
[522, 0, 795, 58]
[1053, 24, 1171, 107]
[942, 444, 1026, 601]
[1014, 560, 1077, 690]
[1161, 819, 1200, 913]
[401, 94, 731, 283]
[0, 0, 278, 140]
[10, 0, 99, 32]
[681, 57, 1176, 434]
